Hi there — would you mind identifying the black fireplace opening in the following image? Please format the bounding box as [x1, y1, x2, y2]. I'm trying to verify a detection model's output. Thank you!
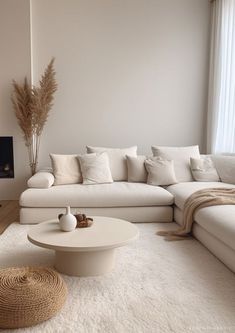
[0, 137, 14, 178]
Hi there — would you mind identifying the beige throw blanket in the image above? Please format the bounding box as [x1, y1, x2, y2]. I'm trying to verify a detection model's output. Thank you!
[157, 188, 235, 241]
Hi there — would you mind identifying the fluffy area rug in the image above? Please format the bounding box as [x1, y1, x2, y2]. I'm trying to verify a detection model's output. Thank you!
[0, 222, 235, 333]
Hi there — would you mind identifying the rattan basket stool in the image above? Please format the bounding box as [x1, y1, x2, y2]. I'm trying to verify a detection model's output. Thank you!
[0, 266, 67, 329]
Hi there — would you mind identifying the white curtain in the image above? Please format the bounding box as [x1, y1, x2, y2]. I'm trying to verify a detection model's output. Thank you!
[207, 0, 235, 153]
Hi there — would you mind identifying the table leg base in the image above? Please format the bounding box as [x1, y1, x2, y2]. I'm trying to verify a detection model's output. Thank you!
[55, 249, 115, 276]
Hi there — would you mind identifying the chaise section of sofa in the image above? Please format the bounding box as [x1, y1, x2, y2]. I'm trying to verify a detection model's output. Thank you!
[167, 181, 235, 272]
[20, 179, 174, 224]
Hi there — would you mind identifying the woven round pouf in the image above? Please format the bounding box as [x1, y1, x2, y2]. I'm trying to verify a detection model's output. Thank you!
[0, 266, 67, 329]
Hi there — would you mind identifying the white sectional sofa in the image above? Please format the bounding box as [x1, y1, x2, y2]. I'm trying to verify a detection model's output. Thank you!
[19, 151, 235, 273]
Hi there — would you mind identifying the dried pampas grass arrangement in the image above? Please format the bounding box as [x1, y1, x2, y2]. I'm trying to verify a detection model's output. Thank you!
[12, 58, 57, 175]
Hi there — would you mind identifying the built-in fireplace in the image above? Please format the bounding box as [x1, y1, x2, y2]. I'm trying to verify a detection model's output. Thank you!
[0, 137, 14, 178]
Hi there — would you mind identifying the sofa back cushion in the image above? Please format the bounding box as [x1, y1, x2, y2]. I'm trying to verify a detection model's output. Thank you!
[151, 145, 200, 182]
[78, 152, 113, 185]
[190, 156, 220, 182]
[86, 146, 137, 181]
[211, 155, 235, 184]
[50, 154, 82, 185]
[126, 155, 147, 182]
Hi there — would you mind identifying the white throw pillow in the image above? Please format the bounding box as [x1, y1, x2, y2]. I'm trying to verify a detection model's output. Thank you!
[190, 156, 220, 182]
[145, 157, 177, 186]
[78, 152, 113, 185]
[211, 155, 235, 184]
[151, 145, 200, 182]
[126, 155, 147, 182]
[50, 154, 82, 185]
[27, 171, 55, 188]
[86, 146, 137, 181]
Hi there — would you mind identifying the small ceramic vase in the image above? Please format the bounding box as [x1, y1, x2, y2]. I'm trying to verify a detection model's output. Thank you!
[59, 206, 77, 232]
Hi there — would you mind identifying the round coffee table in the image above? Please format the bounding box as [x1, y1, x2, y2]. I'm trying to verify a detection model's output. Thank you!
[27, 216, 139, 276]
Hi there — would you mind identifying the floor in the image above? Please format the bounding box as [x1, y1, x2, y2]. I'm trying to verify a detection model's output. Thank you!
[0, 200, 19, 234]
[0, 222, 235, 333]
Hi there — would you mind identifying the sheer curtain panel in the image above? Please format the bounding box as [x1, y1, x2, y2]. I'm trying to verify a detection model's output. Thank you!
[207, 0, 235, 153]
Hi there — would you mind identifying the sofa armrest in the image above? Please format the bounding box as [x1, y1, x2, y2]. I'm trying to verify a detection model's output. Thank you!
[27, 171, 55, 188]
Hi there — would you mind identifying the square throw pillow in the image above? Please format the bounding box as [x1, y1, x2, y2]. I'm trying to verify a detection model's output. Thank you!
[50, 154, 82, 185]
[86, 146, 137, 181]
[151, 145, 200, 182]
[126, 155, 147, 182]
[78, 152, 113, 185]
[145, 157, 177, 186]
[190, 156, 220, 182]
[211, 155, 235, 184]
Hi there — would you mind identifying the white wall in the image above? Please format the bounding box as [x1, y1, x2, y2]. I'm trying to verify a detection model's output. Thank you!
[0, 0, 211, 199]
[0, 0, 31, 199]
[31, 0, 211, 169]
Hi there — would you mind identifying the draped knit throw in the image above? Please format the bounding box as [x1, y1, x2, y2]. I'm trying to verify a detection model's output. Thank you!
[157, 188, 235, 241]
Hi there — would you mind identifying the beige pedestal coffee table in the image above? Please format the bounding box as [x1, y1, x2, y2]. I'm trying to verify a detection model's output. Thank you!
[28, 216, 139, 277]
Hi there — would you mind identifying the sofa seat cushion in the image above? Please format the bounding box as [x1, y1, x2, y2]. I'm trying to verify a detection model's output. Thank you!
[193, 222, 235, 273]
[166, 182, 235, 210]
[20, 182, 174, 208]
[194, 205, 235, 251]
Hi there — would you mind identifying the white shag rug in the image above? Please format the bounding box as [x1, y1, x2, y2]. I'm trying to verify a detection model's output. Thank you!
[0, 222, 235, 333]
